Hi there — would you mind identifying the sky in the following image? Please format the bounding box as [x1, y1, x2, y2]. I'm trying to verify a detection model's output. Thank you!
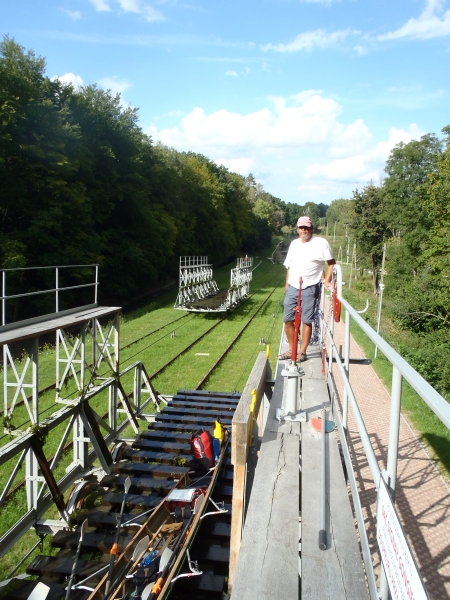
[2, 0, 450, 205]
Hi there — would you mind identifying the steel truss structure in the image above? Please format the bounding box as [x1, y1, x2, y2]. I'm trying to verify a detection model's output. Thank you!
[174, 256, 253, 312]
[174, 256, 218, 308]
[0, 266, 167, 560]
[226, 256, 253, 309]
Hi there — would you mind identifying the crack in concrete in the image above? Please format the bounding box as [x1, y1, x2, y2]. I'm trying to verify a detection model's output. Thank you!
[329, 504, 349, 597]
[261, 433, 286, 570]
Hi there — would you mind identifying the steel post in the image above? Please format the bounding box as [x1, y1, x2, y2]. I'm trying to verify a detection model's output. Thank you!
[2, 269, 5, 325]
[31, 337, 39, 424]
[55, 267, 59, 313]
[342, 308, 350, 431]
[26, 448, 39, 511]
[386, 365, 402, 496]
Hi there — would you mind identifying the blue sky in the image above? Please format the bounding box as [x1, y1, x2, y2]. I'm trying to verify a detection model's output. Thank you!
[2, 0, 450, 204]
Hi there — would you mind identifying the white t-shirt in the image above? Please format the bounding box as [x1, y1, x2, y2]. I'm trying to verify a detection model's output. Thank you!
[284, 236, 334, 289]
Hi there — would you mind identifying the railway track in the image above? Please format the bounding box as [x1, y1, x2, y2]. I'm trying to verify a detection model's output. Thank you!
[1, 275, 283, 504]
[0, 268, 281, 422]
[8, 389, 239, 600]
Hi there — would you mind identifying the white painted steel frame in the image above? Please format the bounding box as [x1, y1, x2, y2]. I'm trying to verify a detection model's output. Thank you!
[174, 255, 253, 311]
[174, 256, 218, 308]
[320, 264, 448, 600]
[1, 264, 99, 327]
[0, 359, 162, 559]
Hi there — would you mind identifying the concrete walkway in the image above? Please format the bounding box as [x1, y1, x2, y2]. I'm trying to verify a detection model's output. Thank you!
[329, 316, 450, 600]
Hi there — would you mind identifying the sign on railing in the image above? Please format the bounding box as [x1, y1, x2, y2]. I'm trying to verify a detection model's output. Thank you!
[377, 477, 429, 600]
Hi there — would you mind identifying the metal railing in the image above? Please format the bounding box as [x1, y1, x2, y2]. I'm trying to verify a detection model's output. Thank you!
[1, 264, 99, 327]
[0, 359, 163, 559]
[322, 264, 448, 599]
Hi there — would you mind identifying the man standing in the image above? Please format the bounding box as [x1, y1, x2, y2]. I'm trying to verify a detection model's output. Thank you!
[279, 216, 335, 362]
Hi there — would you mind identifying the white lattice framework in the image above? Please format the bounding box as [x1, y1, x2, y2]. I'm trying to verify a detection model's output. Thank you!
[174, 256, 219, 308]
[226, 256, 253, 308]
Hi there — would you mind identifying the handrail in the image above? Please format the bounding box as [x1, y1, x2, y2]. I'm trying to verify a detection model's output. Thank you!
[1, 264, 99, 326]
[334, 264, 450, 429]
[324, 263, 449, 600]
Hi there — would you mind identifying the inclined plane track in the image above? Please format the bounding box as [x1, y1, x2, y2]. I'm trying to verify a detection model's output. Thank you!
[1, 273, 283, 506]
[9, 389, 239, 600]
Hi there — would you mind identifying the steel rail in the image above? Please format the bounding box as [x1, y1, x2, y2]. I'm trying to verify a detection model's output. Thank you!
[195, 280, 283, 390]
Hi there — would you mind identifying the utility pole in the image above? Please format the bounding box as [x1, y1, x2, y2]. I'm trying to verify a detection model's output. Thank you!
[333, 221, 337, 242]
[374, 243, 387, 358]
[326, 221, 329, 237]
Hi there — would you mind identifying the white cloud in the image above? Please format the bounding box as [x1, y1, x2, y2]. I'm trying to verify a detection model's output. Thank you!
[51, 72, 84, 88]
[147, 92, 424, 203]
[262, 28, 358, 52]
[215, 157, 254, 174]
[98, 76, 132, 94]
[304, 124, 424, 184]
[63, 9, 82, 21]
[142, 5, 165, 20]
[378, 0, 450, 40]
[89, 0, 164, 20]
[226, 70, 238, 77]
[118, 0, 141, 11]
[89, 0, 111, 11]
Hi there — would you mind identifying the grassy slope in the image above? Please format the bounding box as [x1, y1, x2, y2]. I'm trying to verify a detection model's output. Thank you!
[325, 234, 450, 483]
[0, 240, 286, 580]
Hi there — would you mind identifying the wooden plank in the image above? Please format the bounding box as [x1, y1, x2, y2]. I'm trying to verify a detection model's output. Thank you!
[132, 439, 191, 453]
[300, 356, 369, 599]
[122, 449, 188, 465]
[168, 399, 237, 411]
[52, 530, 133, 553]
[173, 572, 225, 594]
[112, 462, 189, 477]
[70, 509, 149, 528]
[102, 491, 161, 509]
[177, 389, 240, 400]
[155, 413, 232, 426]
[139, 430, 192, 441]
[100, 474, 176, 492]
[230, 361, 300, 600]
[162, 406, 234, 419]
[231, 352, 268, 467]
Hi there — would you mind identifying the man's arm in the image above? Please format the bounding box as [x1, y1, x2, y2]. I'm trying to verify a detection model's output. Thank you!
[323, 259, 336, 289]
[285, 267, 290, 292]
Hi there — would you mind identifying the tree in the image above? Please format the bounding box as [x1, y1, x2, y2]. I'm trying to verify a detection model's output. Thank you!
[325, 198, 355, 227]
[383, 134, 442, 264]
[351, 183, 385, 294]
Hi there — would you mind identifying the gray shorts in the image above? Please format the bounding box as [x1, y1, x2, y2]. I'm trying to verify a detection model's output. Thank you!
[283, 283, 321, 324]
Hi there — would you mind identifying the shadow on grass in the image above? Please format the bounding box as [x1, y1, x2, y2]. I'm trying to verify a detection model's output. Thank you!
[421, 432, 450, 476]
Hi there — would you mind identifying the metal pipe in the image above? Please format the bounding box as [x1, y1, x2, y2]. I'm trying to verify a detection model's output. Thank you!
[323, 323, 380, 485]
[2, 270, 5, 326]
[329, 383, 379, 599]
[319, 408, 326, 550]
[56, 267, 59, 313]
[386, 365, 402, 498]
[342, 308, 350, 431]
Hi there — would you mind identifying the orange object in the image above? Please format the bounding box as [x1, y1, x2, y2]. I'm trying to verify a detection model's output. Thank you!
[151, 577, 164, 594]
[110, 542, 119, 556]
[333, 280, 341, 323]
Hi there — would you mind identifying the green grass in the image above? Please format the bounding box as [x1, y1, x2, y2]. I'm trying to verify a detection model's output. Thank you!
[0, 244, 286, 580]
[330, 261, 450, 483]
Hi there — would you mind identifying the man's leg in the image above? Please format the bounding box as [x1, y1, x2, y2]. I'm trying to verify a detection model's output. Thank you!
[280, 285, 298, 357]
[298, 283, 320, 357]
[300, 322, 312, 355]
[284, 320, 295, 354]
